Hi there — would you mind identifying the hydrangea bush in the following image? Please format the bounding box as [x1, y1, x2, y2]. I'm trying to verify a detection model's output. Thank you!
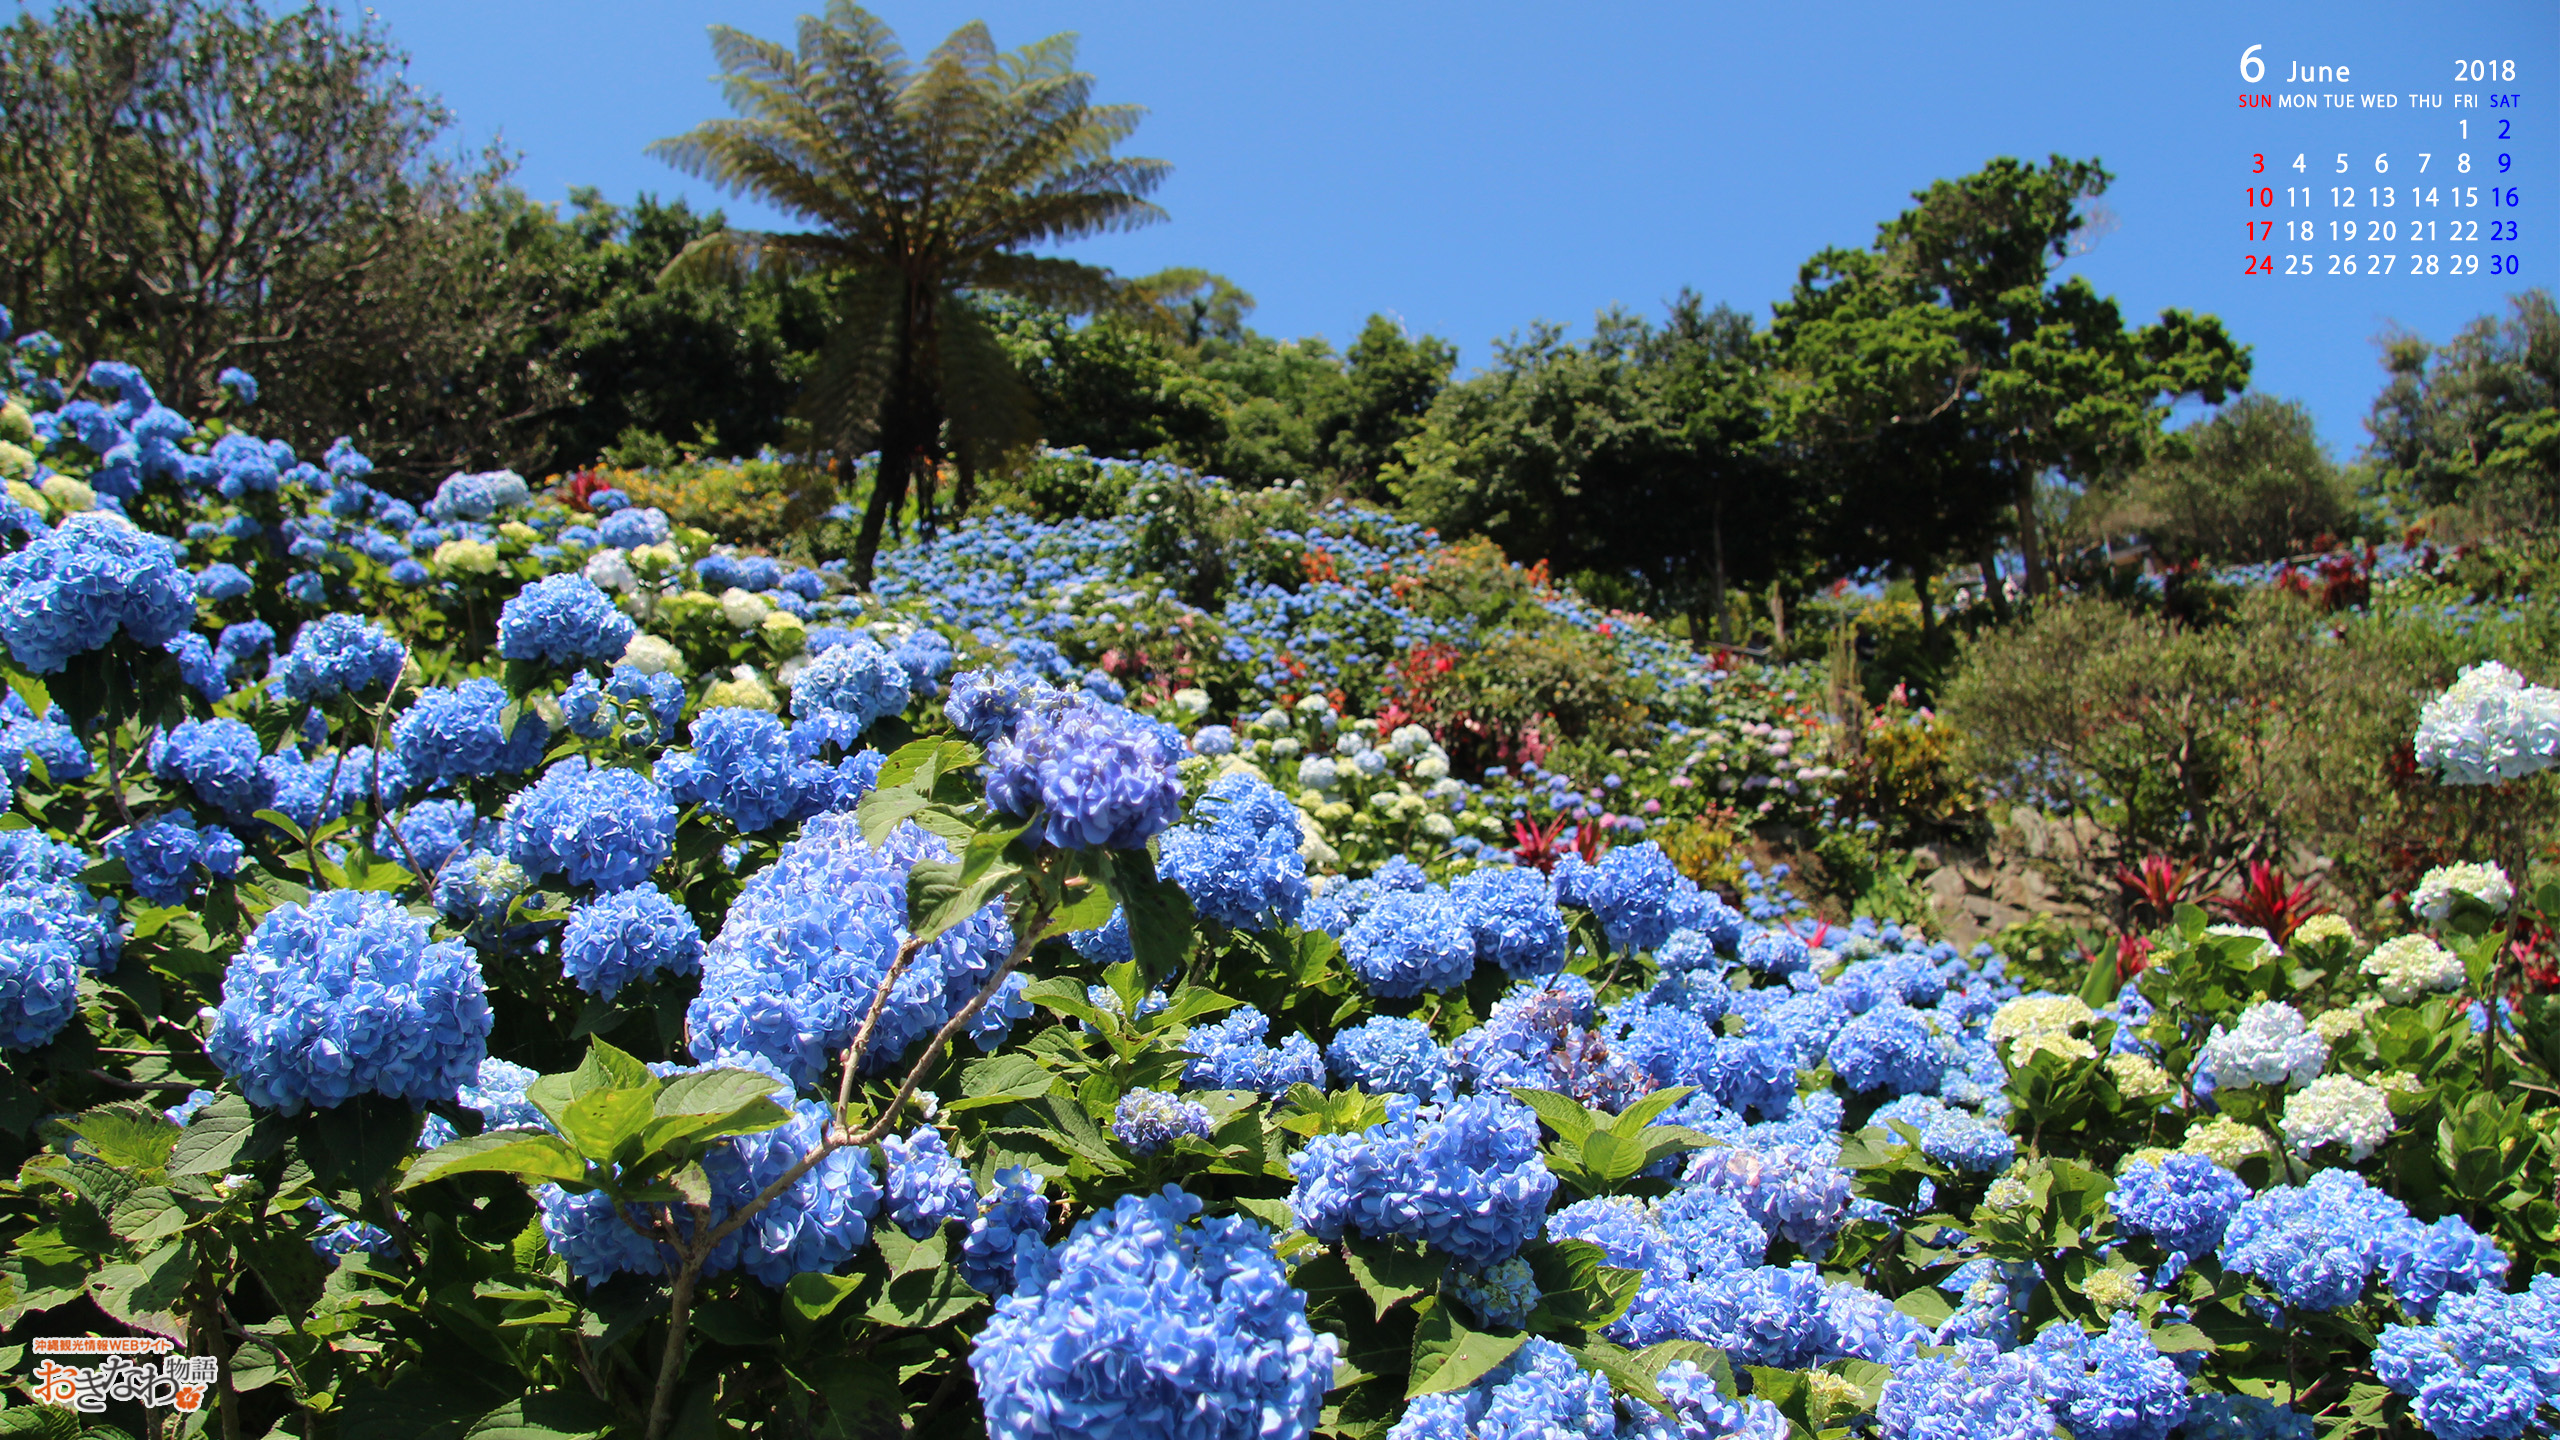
[0, 337, 2556, 1440]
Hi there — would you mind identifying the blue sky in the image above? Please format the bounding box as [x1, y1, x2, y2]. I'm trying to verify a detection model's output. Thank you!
[366, 0, 2555, 458]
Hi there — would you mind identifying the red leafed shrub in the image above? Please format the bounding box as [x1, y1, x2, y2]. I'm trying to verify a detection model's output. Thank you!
[2206, 860, 2327, 944]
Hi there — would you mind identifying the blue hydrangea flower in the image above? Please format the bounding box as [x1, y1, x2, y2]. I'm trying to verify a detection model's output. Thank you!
[377, 799, 487, 876]
[688, 814, 1016, 1085]
[1289, 1093, 1557, 1268]
[983, 690, 1182, 851]
[563, 664, 686, 744]
[2383, 1214, 2511, 1320]
[498, 573, 637, 666]
[1156, 772, 1309, 929]
[195, 563, 252, 602]
[1620, 1360, 1789, 1440]
[110, 812, 241, 904]
[1826, 1002, 1952, 1095]
[205, 890, 491, 1112]
[2373, 1274, 2560, 1440]
[271, 613, 406, 701]
[943, 666, 1059, 745]
[1113, 1088, 1214, 1155]
[790, 634, 909, 730]
[961, 1165, 1050, 1297]
[1877, 1339, 2055, 1440]
[1326, 1015, 1454, 1096]
[216, 367, 258, 405]
[2021, 1311, 2191, 1440]
[882, 1126, 978, 1238]
[1681, 1142, 1851, 1254]
[657, 707, 843, 833]
[1553, 841, 1684, 954]
[2219, 1167, 2412, 1312]
[0, 843, 113, 1049]
[2110, 1154, 2251, 1258]
[151, 717, 270, 819]
[1179, 1005, 1325, 1096]
[1446, 1255, 1543, 1328]
[971, 1185, 1335, 1440]
[1341, 887, 1476, 998]
[1448, 863, 1569, 977]
[1869, 1094, 2017, 1174]
[392, 677, 549, 792]
[166, 632, 227, 700]
[559, 885, 703, 998]
[596, 505, 669, 549]
[1386, 1336, 1614, 1440]
[0, 512, 195, 673]
[502, 758, 677, 891]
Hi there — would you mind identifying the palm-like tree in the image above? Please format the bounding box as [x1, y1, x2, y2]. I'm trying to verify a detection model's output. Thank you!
[651, 3, 1168, 586]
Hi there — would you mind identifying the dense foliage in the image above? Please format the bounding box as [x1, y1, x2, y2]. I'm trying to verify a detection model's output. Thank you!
[1, 320, 2558, 1440]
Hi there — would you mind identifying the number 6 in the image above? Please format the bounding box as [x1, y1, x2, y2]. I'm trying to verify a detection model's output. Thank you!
[2241, 45, 2265, 83]
[2375, 154, 2389, 173]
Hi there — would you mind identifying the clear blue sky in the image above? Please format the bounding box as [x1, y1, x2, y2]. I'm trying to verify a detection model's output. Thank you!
[364, 0, 2557, 459]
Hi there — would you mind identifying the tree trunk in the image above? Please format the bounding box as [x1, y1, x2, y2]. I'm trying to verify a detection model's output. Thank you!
[850, 283, 941, 591]
[2013, 462, 2047, 598]
[1976, 541, 2012, 623]
[1915, 561, 1936, 644]
[1709, 493, 1730, 645]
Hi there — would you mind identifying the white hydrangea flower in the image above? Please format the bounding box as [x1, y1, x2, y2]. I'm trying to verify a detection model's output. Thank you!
[1413, 750, 1452, 781]
[585, 547, 637, 594]
[1270, 737, 1303, 761]
[2414, 660, 2560, 785]
[1293, 693, 1333, 715]
[2015, 1033, 2097, 1064]
[620, 634, 685, 675]
[2179, 1116, 2271, 1168]
[2279, 1074, 2396, 1161]
[2412, 861, 2514, 922]
[1171, 687, 1212, 717]
[1988, 995, 2094, 1044]
[2361, 934, 2466, 1004]
[1296, 755, 1340, 791]
[1388, 724, 1433, 757]
[2204, 923, 2279, 961]
[2106, 1054, 2175, 1098]
[1984, 1177, 2033, 1209]
[2291, 914, 2358, 948]
[1421, 813, 1456, 840]
[2200, 1001, 2327, 1090]
[719, 587, 770, 629]
[2081, 1269, 2144, 1312]
[2310, 998, 2383, 1042]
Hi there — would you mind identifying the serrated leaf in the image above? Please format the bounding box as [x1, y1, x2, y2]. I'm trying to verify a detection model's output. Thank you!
[1608, 1086, 1694, 1137]
[1408, 1302, 1529, 1398]
[557, 1086, 660, 1162]
[1510, 1088, 1597, 1147]
[108, 1189, 189, 1246]
[461, 1390, 618, 1440]
[1105, 847, 1196, 983]
[69, 1106, 181, 1172]
[1343, 1241, 1441, 1321]
[1021, 976, 1105, 1027]
[89, 1242, 189, 1341]
[1043, 879, 1116, 937]
[166, 1092, 282, 1176]
[400, 1132, 590, 1191]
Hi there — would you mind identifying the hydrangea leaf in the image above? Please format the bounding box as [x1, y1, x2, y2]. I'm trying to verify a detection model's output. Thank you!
[67, 1105, 180, 1173]
[1406, 1299, 1530, 1398]
[400, 1133, 591, 1191]
[456, 1390, 618, 1440]
[166, 1091, 285, 1176]
[1522, 1239, 1642, 1333]
[1103, 846, 1196, 983]
[1342, 1239, 1441, 1321]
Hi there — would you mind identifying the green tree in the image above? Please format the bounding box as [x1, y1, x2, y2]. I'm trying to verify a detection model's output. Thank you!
[1878, 156, 2251, 595]
[2367, 288, 2560, 528]
[652, 2, 1168, 586]
[544, 190, 833, 471]
[2078, 394, 2355, 564]
[1323, 314, 1457, 500]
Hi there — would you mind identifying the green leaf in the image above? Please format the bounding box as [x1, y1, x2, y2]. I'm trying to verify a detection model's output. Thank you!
[1407, 1301, 1529, 1398]
[107, 1189, 188, 1246]
[1343, 1241, 1442, 1321]
[556, 1086, 660, 1162]
[88, 1242, 190, 1341]
[1154, 985, 1239, 1031]
[461, 1391, 619, 1440]
[947, 1053, 1059, 1114]
[1043, 879, 1117, 937]
[1524, 1239, 1642, 1332]
[865, 1230, 983, 1328]
[1106, 847, 1197, 983]
[400, 1133, 591, 1191]
[69, 1106, 181, 1172]
[1608, 1086, 1695, 1137]
[166, 1092, 283, 1176]
[783, 1270, 865, 1324]
[1893, 1285, 1955, 1327]
[1510, 1088, 1597, 1147]
[571, 1040, 654, 1096]
[906, 822, 1027, 943]
[1022, 975, 1106, 1027]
